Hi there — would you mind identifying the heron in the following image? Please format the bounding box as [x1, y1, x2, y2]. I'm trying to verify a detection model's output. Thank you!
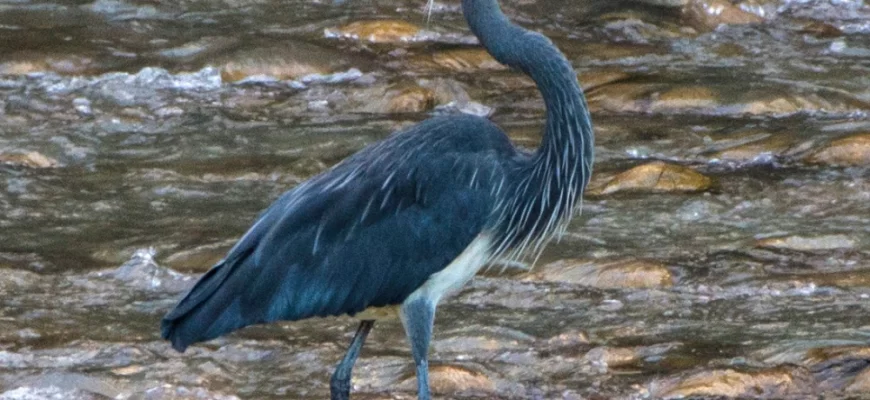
[160, 0, 594, 398]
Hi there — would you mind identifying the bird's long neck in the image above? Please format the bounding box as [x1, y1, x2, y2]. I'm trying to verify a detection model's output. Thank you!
[463, 0, 594, 258]
[463, 0, 593, 172]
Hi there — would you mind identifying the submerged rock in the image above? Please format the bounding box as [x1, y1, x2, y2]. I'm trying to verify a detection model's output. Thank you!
[650, 85, 718, 112]
[140, 384, 240, 399]
[588, 82, 870, 115]
[710, 134, 794, 163]
[0, 152, 58, 168]
[683, 0, 764, 31]
[2, 373, 123, 400]
[801, 346, 870, 392]
[755, 234, 858, 251]
[584, 343, 680, 369]
[583, 346, 641, 368]
[0, 386, 98, 400]
[580, 70, 631, 92]
[804, 133, 870, 167]
[327, 20, 422, 43]
[164, 240, 234, 272]
[211, 42, 352, 82]
[650, 366, 816, 398]
[545, 330, 591, 348]
[803, 270, 870, 288]
[637, 0, 688, 5]
[349, 83, 436, 114]
[399, 364, 495, 394]
[386, 85, 436, 113]
[799, 21, 843, 38]
[0, 52, 98, 76]
[0, 269, 44, 292]
[427, 48, 506, 72]
[532, 259, 674, 289]
[847, 368, 870, 392]
[587, 162, 713, 195]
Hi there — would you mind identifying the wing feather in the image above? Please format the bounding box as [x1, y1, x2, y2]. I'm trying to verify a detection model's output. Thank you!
[161, 115, 514, 351]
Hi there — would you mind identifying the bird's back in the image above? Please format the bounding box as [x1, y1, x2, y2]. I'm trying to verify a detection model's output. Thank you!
[161, 114, 519, 351]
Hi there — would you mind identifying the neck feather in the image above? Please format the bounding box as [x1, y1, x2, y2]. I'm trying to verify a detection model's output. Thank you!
[462, 0, 593, 181]
[462, 0, 595, 261]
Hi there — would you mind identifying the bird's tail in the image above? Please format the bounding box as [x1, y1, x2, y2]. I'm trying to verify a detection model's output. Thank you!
[160, 251, 253, 352]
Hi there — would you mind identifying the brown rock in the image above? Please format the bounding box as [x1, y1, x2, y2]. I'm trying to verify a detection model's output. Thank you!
[441, 67, 628, 95]
[583, 346, 640, 368]
[801, 346, 870, 392]
[586, 82, 654, 113]
[580, 70, 631, 91]
[847, 368, 870, 392]
[589, 83, 870, 115]
[545, 330, 590, 348]
[650, 85, 719, 112]
[804, 133, 870, 167]
[351, 83, 437, 114]
[386, 85, 436, 113]
[430, 364, 494, 394]
[156, 36, 240, 63]
[712, 134, 793, 162]
[532, 259, 674, 289]
[799, 21, 843, 38]
[713, 43, 746, 57]
[683, 0, 764, 31]
[400, 364, 494, 394]
[0, 52, 97, 75]
[133, 384, 239, 400]
[164, 240, 235, 272]
[429, 48, 506, 72]
[584, 343, 680, 369]
[732, 91, 870, 116]
[579, 42, 665, 61]
[0, 152, 59, 168]
[111, 365, 145, 376]
[329, 20, 421, 43]
[0, 269, 43, 291]
[802, 346, 870, 367]
[635, 0, 689, 6]
[588, 161, 713, 196]
[803, 270, 870, 288]
[755, 234, 858, 251]
[652, 366, 815, 398]
[738, 96, 807, 115]
[214, 42, 347, 82]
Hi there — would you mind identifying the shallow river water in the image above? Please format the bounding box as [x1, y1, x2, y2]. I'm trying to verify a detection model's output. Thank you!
[1, 0, 870, 399]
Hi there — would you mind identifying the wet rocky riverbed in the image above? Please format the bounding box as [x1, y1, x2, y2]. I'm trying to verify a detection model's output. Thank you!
[1, 0, 870, 398]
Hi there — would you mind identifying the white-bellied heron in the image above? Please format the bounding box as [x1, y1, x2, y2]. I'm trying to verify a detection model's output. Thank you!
[161, 0, 594, 398]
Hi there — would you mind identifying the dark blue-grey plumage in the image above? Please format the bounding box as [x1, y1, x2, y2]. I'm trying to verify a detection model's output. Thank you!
[162, 0, 594, 398]
[162, 115, 518, 351]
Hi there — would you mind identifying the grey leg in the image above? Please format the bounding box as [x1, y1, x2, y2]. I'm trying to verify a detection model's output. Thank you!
[400, 297, 435, 400]
[330, 320, 375, 400]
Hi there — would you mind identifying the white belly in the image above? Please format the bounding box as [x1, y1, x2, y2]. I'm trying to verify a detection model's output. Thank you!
[406, 234, 493, 306]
